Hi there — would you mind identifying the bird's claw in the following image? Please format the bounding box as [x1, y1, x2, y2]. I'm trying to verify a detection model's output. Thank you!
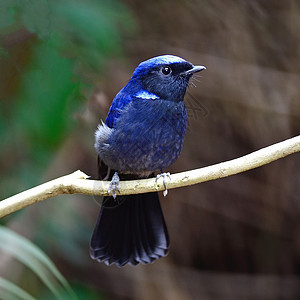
[156, 172, 171, 197]
[108, 172, 120, 199]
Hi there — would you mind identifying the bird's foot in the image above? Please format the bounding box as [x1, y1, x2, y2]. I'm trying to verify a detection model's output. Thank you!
[156, 172, 171, 197]
[108, 172, 120, 199]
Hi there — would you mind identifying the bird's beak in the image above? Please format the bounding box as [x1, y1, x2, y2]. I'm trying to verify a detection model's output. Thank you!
[183, 65, 206, 75]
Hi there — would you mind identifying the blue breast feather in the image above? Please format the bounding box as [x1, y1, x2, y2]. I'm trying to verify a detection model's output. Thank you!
[98, 98, 187, 173]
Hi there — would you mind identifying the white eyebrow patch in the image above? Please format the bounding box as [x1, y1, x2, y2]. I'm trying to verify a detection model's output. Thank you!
[135, 90, 159, 100]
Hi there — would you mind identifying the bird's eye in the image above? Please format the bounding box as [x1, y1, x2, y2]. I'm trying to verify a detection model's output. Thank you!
[161, 66, 172, 75]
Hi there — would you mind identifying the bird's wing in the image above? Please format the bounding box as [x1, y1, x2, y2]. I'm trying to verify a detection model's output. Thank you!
[105, 87, 134, 128]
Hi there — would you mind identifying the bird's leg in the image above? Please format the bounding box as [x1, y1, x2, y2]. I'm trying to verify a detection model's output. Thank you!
[108, 171, 120, 200]
[103, 167, 111, 181]
[156, 171, 171, 197]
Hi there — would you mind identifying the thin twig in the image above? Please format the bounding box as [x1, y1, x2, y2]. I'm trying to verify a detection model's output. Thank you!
[0, 135, 299, 218]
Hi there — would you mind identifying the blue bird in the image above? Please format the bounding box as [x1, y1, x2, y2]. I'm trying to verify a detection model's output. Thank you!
[91, 55, 206, 266]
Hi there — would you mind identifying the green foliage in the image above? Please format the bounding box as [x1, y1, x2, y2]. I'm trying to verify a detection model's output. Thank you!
[51, 0, 133, 71]
[0, 0, 135, 197]
[0, 0, 134, 70]
[0, 277, 37, 300]
[14, 40, 81, 148]
[0, 38, 82, 196]
[0, 0, 17, 30]
[0, 226, 77, 300]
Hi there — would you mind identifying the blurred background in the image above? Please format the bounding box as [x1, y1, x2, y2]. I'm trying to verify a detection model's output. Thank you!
[0, 0, 300, 299]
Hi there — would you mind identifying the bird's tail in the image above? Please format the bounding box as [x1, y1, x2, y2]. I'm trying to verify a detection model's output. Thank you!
[90, 192, 169, 266]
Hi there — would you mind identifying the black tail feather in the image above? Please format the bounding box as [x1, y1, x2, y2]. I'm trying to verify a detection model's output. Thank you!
[90, 192, 169, 266]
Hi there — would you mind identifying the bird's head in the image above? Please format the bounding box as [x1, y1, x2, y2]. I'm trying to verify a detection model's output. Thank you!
[131, 55, 206, 102]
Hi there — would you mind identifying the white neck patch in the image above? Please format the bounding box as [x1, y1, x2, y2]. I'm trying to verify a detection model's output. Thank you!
[135, 90, 159, 100]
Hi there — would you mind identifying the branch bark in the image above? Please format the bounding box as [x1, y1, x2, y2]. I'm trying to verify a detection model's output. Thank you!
[1, 135, 299, 218]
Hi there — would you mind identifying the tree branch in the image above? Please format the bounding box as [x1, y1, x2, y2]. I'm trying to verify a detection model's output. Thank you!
[1, 135, 299, 218]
